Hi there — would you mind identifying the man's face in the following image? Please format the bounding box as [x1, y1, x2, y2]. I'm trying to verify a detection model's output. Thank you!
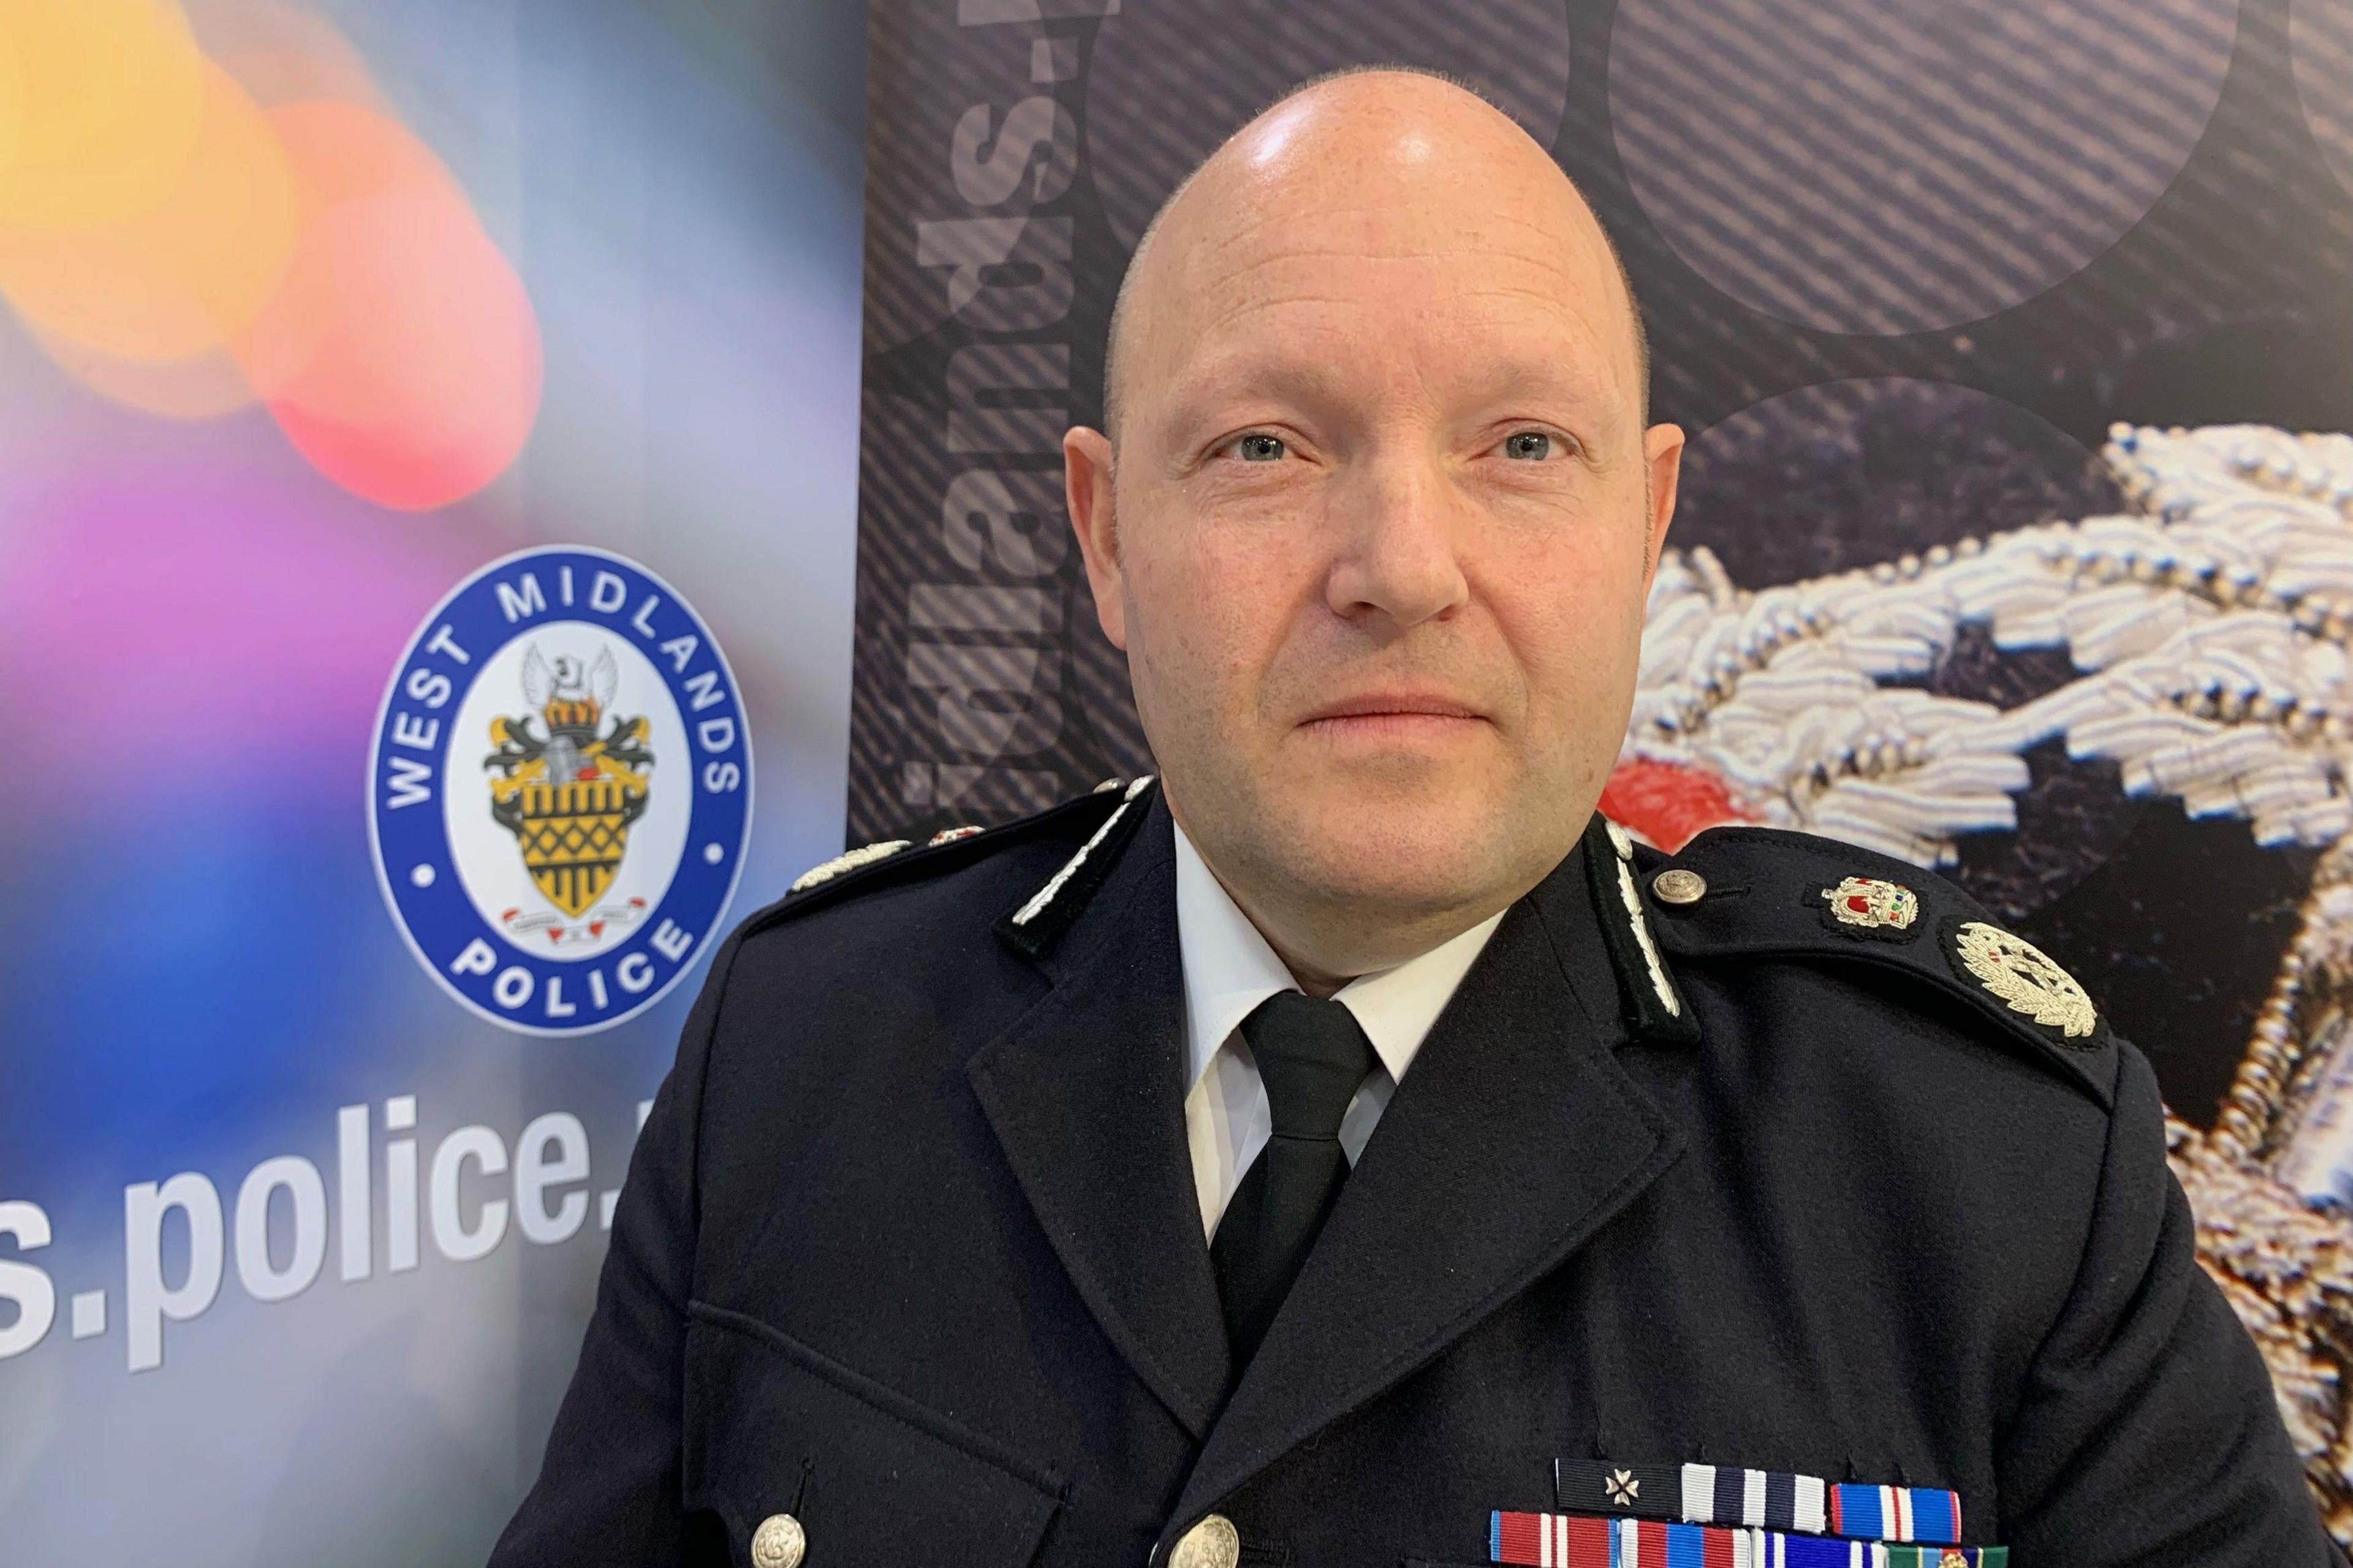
[1070, 89, 1682, 960]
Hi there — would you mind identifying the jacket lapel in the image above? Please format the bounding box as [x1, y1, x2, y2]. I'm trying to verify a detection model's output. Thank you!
[966, 798, 1234, 1438]
[1170, 841, 1687, 1521]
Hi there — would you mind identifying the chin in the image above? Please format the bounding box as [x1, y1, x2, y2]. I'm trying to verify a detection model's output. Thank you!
[1267, 789, 1526, 914]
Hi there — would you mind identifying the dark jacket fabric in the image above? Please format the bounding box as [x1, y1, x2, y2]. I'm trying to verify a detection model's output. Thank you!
[488, 782, 2338, 1568]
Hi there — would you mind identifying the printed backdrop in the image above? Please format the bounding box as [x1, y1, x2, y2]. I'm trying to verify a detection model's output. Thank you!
[0, 1, 863, 1562]
[851, 0, 2353, 1537]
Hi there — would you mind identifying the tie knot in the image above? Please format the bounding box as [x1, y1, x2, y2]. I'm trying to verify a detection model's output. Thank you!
[1240, 991, 1376, 1141]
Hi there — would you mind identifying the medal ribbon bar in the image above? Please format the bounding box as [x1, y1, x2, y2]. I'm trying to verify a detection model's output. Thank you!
[1555, 1460, 1960, 1545]
[1492, 1511, 2004, 1568]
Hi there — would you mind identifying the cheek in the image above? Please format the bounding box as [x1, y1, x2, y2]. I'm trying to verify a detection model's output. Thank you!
[1124, 511, 1320, 707]
[1483, 521, 1651, 708]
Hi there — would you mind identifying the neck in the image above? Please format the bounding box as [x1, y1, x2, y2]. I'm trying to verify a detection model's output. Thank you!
[1249, 891, 1509, 998]
[1174, 814, 1518, 996]
[1283, 953, 1354, 1000]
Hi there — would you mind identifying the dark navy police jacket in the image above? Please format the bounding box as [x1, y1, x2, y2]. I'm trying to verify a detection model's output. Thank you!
[489, 780, 2339, 1567]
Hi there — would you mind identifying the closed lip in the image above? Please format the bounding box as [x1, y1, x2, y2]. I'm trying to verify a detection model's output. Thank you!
[1297, 692, 1489, 725]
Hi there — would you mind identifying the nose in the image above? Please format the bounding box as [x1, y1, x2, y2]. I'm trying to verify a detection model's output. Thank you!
[1322, 448, 1470, 630]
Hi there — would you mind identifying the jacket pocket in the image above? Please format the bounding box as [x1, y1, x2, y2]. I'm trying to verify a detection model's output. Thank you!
[684, 1302, 1065, 1567]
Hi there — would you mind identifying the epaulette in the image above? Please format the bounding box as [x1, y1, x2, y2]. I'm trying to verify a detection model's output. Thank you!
[738, 776, 1143, 939]
[1633, 824, 2119, 1111]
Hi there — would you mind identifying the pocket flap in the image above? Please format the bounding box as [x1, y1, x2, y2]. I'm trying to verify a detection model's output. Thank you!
[686, 1303, 1064, 1567]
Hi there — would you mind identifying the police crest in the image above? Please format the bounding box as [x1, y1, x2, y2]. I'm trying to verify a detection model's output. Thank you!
[1950, 920, 2099, 1042]
[370, 545, 751, 1036]
[485, 644, 654, 939]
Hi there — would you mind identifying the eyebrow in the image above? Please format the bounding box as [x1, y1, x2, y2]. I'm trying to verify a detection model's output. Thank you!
[1154, 346, 1621, 450]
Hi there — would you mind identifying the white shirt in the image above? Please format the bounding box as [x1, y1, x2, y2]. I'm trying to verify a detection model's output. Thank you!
[1174, 820, 1505, 1241]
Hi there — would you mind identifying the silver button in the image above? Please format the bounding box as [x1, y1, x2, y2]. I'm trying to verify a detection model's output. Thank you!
[1651, 868, 1708, 906]
[751, 1512, 806, 1568]
[1170, 1513, 1241, 1568]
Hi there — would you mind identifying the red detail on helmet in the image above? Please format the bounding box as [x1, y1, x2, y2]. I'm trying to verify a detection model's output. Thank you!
[1599, 757, 1757, 853]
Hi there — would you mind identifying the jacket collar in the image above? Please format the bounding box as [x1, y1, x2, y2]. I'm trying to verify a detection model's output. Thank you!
[968, 792, 1235, 1437]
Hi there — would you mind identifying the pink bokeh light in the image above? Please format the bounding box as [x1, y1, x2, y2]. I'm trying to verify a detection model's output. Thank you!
[0, 447, 500, 816]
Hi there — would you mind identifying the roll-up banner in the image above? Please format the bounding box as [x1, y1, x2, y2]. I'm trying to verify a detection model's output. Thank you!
[0, 1, 865, 1560]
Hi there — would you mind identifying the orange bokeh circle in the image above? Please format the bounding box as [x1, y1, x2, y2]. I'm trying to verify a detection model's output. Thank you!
[0, 6, 543, 510]
[0, 0, 207, 230]
[27, 319, 256, 420]
[0, 56, 297, 362]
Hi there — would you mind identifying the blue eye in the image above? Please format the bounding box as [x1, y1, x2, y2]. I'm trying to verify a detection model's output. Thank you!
[1503, 431, 1553, 460]
[1236, 433, 1286, 462]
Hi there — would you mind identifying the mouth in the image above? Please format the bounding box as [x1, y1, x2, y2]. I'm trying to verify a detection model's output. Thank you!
[1295, 692, 1491, 740]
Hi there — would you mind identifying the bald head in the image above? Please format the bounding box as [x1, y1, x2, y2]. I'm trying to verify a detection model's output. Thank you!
[1102, 67, 1649, 445]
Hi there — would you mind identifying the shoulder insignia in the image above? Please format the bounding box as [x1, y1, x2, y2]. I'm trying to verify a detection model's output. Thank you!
[996, 775, 1157, 960]
[1583, 814, 1700, 1046]
[1947, 919, 2099, 1045]
[743, 781, 1143, 937]
[1819, 874, 1921, 939]
[1638, 825, 2117, 1108]
[788, 838, 911, 893]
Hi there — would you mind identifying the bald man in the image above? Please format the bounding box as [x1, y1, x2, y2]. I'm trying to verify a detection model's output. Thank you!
[491, 70, 2339, 1568]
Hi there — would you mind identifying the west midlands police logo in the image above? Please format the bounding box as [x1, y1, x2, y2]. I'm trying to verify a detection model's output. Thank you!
[368, 547, 752, 1035]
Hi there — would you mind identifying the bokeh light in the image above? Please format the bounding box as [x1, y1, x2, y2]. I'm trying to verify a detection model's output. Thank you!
[0, 0, 205, 230]
[26, 319, 254, 420]
[0, 28, 26, 191]
[0, 0, 540, 510]
[198, 0, 383, 112]
[0, 58, 296, 362]
[260, 185, 541, 510]
[237, 100, 540, 510]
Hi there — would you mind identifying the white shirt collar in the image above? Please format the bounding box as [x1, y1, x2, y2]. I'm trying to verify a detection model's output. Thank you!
[1172, 817, 1504, 1093]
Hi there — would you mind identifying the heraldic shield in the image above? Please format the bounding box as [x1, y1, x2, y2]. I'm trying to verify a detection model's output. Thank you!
[485, 645, 653, 920]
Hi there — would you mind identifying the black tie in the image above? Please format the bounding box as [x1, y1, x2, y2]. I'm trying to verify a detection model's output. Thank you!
[1209, 991, 1377, 1369]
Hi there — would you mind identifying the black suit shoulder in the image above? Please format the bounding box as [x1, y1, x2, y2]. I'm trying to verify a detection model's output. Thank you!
[1638, 821, 2121, 1113]
[1632, 821, 2135, 1325]
[703, 778, 1140, 1001]
[741, 779, 1139, 937]
[683, 783, 1153, 1274]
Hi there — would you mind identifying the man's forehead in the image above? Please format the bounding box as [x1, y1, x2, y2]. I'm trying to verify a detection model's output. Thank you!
[1141, 194, 1627, 402]
[1169, 249, 1616, 370]
[1112, 75, 1637, 433]
[1163, 205, 1610, 310]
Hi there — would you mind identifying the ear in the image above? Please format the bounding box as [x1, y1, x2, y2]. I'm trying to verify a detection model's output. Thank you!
[1639, 421, 1685, 586]
[1064, 424, 1128, 650]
